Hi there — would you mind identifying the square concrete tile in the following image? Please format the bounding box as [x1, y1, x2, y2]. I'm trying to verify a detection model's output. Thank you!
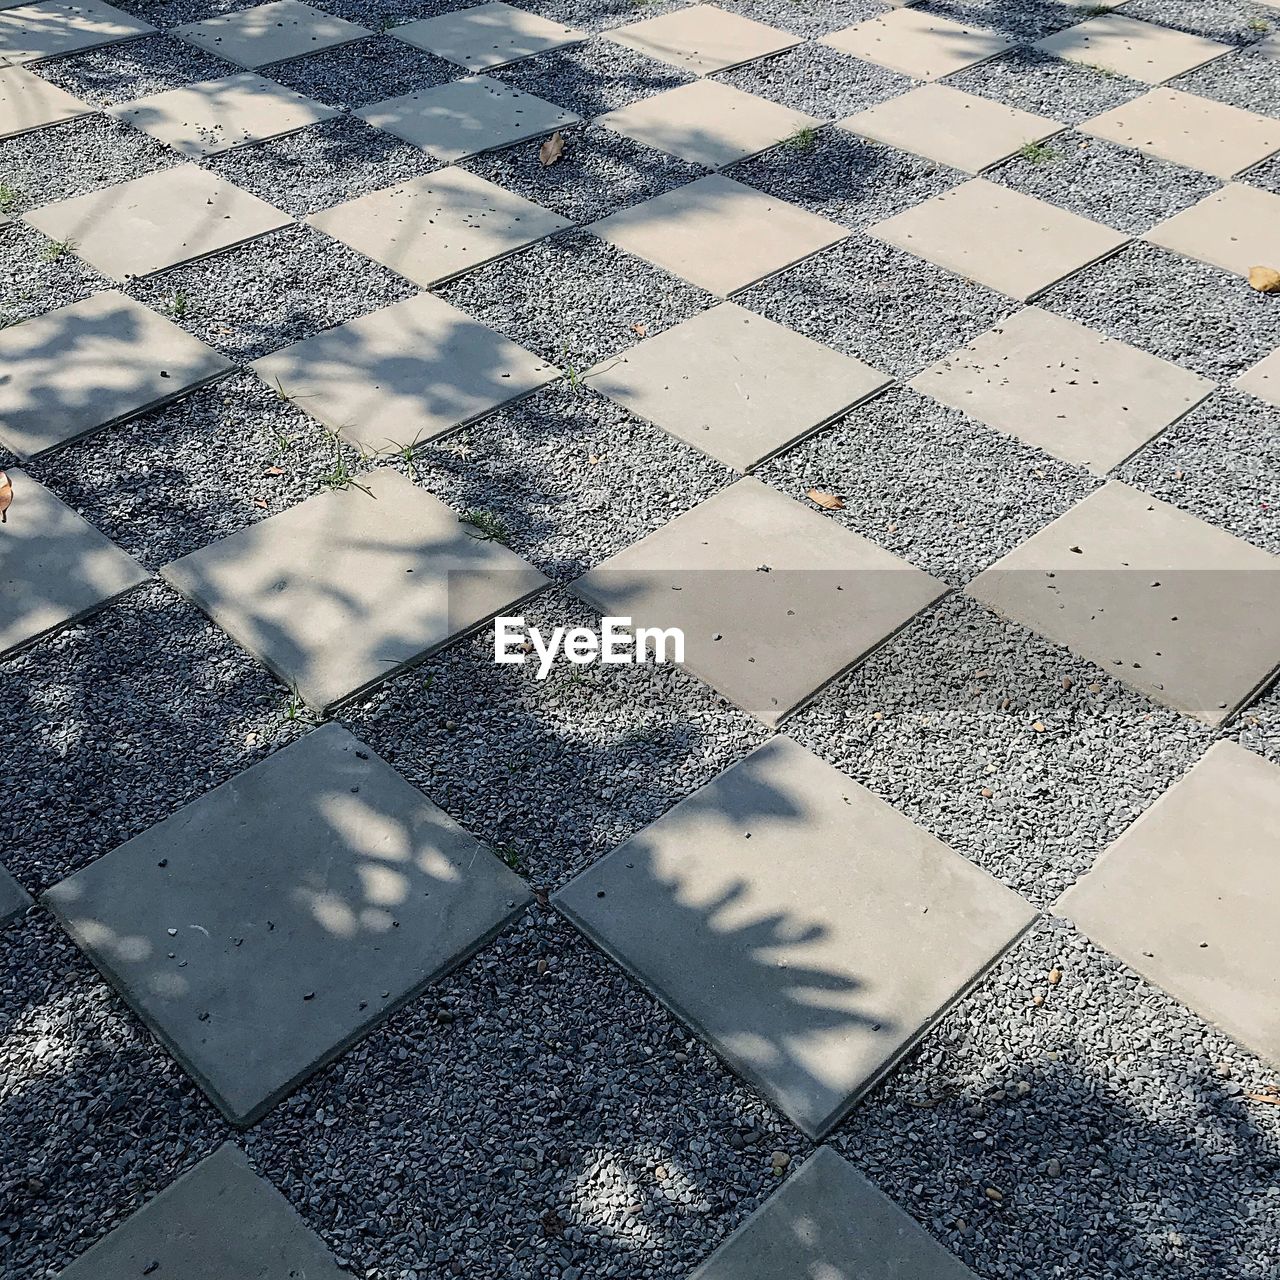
[688, 1146, 980, 1280]
[0, 292, 232, 458]
[44, 724, 531, 1123]
[867, 177, 1127, 300]
[966, 481, 1280, 725]
[391, 2, 584, 71]
[23, 164, 292, 282]
[588, 175, 848, 297]
[251, 292, 559, 455]
[1145, 183, 1280, 277]
[108, 72, 339, 156]
[307, 166, 570, 288]
[606, 4, 799, 76]
[0, 0, 153, 64]
[596, 80, 818, 169]
[1057, 742, 1280, 1066]
[54, 1144, 348, 1279]
[910, 306, 1212, 474]
[573, 477, 946, 725]
[173, 0, 370, 69]
[1081, 87, 1280, 180]
[555, 737, 1033, 1137]
[842, 84, 1062, 175]
[1, 863, 32, 927]
[821, 8, 1012, 81]
[1, 469, 149, 658]
[588, 302, 891, 471]
[162, 467, 548, 710]
[1235, 346, 1280, 407]
[1035, 14, 1229, 83]
[0, 64, 88, 136]
[356, 74, 578, 161]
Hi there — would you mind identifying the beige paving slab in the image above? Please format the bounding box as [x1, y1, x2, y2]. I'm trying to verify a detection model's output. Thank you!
[23, 163, 292, 281]
[588, 302, 891, 471]
[596, 79, 818, 169]
[821, 7, 1012, 81]
[573, 477, 947, 725]
[555, 737, 1034, 1137]
[688, 1147, 981, 1279]
[356, 74, 578, 161]
[108, 71, 338, 156]
[867, 177, 1127, 301]
[1234, 345, 1280, 407]
[173, 0, 369, 68]
[1081, 87, 1280, 179]
[307, 165, 570, 288]
[55, 1144, 348, 1278]
[250, 291, 559, 454]
[1145, 183, 1280, 277]
[1057, 742, 1280, 1066]
[588, 174, 848, 297]
[1259, 33, 1280, 60]
[606, 3, 798, 75]
[910, 306, 1212, 474]
[0, 63, 88, 136]
[390, 1, 584, 70]
[0, 291, 233, 458]
[0, 469, 149, 658]
[162, 469, 548, 710]
[842, 84, 1062, 174]
[1035, 13, 1230, 82]
[966, 481, 1280, 725]
[0, 0, 153, 64]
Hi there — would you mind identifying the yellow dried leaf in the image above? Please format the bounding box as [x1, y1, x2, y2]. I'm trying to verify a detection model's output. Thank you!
[1248, 265, 1280, 293]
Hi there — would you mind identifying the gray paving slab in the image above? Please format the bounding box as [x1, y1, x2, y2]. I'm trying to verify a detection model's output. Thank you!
[43, 724, 532, 1124]
[687, 1146, 980, 1279]
[1145, 183, 1280, 278]
[173, 0, 369, 69]
[574, 477, 946, 726]
[1235, 346, 1280, 407]
[605, 3, 800, 75]
[0, 291, 233, 458]
[250, 291, 559, 455]
[821, 7, 1011, 80]
[0, 862, 32, 927]
[54, 1143, 347, 1278]
[0, 469, 149, 658]
[161, 467, 548, 711]
[0, 63, 88, 137]
[1034, 13, 1230, 83]
[556, 736, 1035, 1138]
[390, 2, 584, 71]
[966, 481, 1280, 726]
[0, 0, 154, 64]
[23, 164, 292, 282]
[587, 302, 891, 471]
[1057, 742, 1280, 1066]
[356, 75, 578, 161]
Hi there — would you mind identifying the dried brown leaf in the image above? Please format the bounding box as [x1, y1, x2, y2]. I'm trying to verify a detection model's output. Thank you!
[0, 470, 10, 524]
[806, 488, 844, 510]
[1248, 265, 1280, 293]
[539, 131, 565, 167]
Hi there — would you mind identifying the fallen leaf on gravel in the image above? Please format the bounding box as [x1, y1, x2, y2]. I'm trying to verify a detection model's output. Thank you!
[263, 465, 286, 476]
[1248, 265, 1280, 293]
[1048, 967, 1062, 985]
[1245, 1092, 1280, 1105]
[1032, 720, 1046, 732]
[252, 497, 269, 509]
[630, 321, 647, 336]
[0, 470, 10, 523]
[539, 131, 565, 166]
[806, 488, 844, 510]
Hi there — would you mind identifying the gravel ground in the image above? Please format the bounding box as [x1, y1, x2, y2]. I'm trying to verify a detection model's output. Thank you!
[0, 221, 113, 330]
[706, 0, 882, 39]
[755, 386, 1100, 587]
[104, 0, 264, 23]
[735, 233, 1017, 377]
[29, 372, 358, 568]
[461, 124, 705, 224]
[265, 34, 459, 109]
[498, 0, 689, 34]
[942, 48, 1146, 125]
[915, 0, 1082, 41]
[787, 592, 1216, 905]
[126, 223, 420, 362]
[1116, 387, 1280, 555]
[387, 382, 731, 581]
[836, 915, 1280, 1279]
[1169, 48, 1280, 118]
[435, 228, 715, 367]
[1117, 0, 1277, 46]
[200, 115, 439, 217]
[1038, 241, 1280, 383]
[714, 42, 914, 119]
[986, 134, 1221, 235]
[726, 130, 965, 229]
[1240, 148, 1280, 196]
[34, 36, 240, 104]
[1237, 682, 1280, 764]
